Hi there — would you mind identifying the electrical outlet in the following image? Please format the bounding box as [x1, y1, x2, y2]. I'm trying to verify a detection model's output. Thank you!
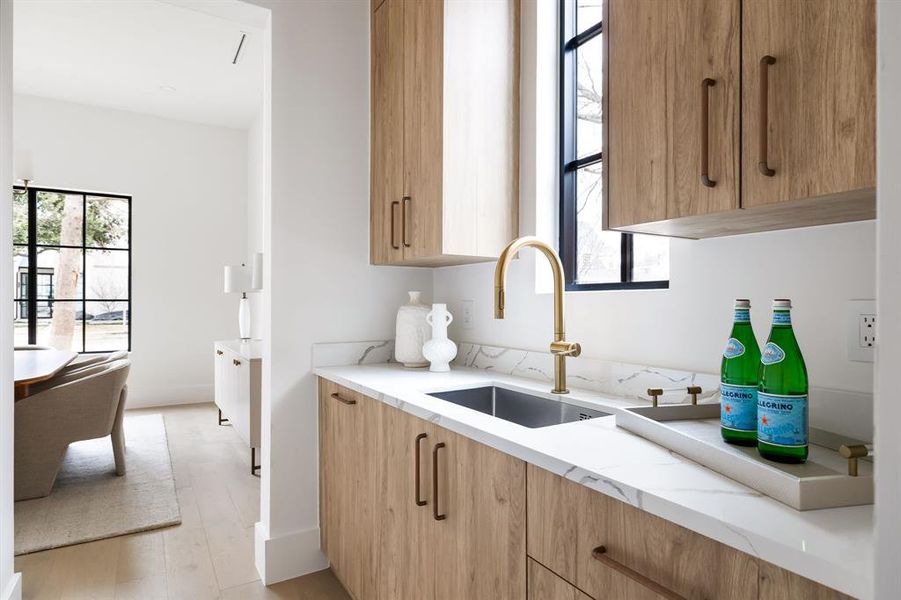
[846, 300, 876, 363]
[859, 314, 876, 348]
[461, 299, 474, 329]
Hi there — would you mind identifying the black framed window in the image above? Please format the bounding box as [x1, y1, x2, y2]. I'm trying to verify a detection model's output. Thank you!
[559, 0, 669, 291]
[13, 186, 132, 353]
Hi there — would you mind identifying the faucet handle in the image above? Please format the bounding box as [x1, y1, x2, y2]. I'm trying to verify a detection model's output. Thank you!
[550, 341, 581, 357]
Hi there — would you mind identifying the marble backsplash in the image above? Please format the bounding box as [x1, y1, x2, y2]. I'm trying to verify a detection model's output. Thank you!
[311, 339, 720, 405]
[310, 340, 873, 440]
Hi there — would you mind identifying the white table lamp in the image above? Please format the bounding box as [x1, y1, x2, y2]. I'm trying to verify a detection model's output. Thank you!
[224, 264, 253, 339]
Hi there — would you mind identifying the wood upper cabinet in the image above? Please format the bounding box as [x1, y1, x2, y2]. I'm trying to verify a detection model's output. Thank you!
[370, 0, 404, 265]
[607, 0, 875, 238]
[741, 0, 876, 209]
[607, 0, 740, 230]
[370, 0, 519, 266]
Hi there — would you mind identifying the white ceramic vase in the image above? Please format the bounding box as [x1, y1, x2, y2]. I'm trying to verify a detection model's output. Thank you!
[422, 304, 457, 373]
[395, 291, 431, 368]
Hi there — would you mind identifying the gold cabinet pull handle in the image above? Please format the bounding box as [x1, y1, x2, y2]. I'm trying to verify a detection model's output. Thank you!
[329, 392, 356, 406]
[402, 196, 412, 248]
[758, 55, 777, 177]
[390, 200, 400, 249]
[432, 442, 446, 520]
[216, 350, 223, 356]
[591, 546, 685, 600]
[414, 433, 427, 506]
[233, 359, 241, 366]
[700, 78, 716, 187]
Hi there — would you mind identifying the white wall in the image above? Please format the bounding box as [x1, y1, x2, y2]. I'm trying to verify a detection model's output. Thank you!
[247, 112, 264, 340]
[874, 2, 901, 597]
[436, 223, 875, 391]
[13, 94, 249, 408]
[434, 0, 876, 407]
[246, 0, 433, 585]
[0, 2, 21, 598]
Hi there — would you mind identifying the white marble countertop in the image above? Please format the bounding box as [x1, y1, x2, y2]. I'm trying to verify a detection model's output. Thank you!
[314, 363, 873, 599]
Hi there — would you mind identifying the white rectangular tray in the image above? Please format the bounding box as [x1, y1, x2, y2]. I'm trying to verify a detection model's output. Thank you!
[616, 403, 873, 511]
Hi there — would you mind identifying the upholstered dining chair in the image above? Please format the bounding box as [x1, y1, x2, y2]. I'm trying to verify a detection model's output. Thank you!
[14, 359, 131, 501]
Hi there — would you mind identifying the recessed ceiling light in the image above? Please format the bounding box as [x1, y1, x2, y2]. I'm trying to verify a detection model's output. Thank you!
[159, 85, 177, 93]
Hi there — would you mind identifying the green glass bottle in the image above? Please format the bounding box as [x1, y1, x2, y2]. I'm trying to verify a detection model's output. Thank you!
[720, 299, 761, 446]
[757, 299, 809, 463]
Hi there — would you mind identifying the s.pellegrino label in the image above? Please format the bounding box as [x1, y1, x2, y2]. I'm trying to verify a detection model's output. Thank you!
[720, 300, 761, 445]
[720, 384, 758, 432]
[757, 300, 809, 463]
[757, 392, 808, 447]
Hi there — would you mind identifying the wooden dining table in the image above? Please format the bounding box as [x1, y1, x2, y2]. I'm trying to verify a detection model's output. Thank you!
[14, 349, 77, 400]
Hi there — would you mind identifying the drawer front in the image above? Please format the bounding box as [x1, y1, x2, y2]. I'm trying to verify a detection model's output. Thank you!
[758, 562, 853, 600]
[527, 465, 757, 600]
[528, 559, 593, 600]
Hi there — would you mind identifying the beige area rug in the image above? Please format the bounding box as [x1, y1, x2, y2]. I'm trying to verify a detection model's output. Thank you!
[14, 413, 181, 555]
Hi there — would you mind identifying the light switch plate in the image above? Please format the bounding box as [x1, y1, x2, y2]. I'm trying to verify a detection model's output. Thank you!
[846, 299, 876, 363]
[461, 300, 474, 329]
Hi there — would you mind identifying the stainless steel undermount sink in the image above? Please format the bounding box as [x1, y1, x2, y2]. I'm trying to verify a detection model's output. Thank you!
[427, 386, 609, 429]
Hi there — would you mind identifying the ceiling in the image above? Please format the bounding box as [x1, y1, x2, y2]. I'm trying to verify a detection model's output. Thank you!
[13, 0, 262, 129]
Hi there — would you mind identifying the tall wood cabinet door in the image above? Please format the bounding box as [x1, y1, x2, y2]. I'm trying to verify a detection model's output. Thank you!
[402, 0, 443, 261]
[433, 428, 527, 600]
[667, 0, 740, 219]
[606, 0, 669, 229]
[376, 410, 435, 600]
[741, 0, 875, 208]
[319, 381, 378, 600]
[370, 0, 404, 265]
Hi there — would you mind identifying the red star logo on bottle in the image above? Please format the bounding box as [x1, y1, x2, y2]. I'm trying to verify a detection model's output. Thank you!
[761, 415, 769, 426]
[724, 404, 732, 413]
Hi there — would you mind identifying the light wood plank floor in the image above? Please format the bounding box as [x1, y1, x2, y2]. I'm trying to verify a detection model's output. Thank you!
[15, 402, 351, 600]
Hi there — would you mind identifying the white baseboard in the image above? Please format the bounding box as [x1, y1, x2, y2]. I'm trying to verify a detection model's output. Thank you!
[2, 573, 21, 600]
[254, 522, 328, 585]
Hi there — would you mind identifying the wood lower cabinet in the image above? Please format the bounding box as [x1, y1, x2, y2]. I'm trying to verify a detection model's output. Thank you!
[319, 379, 526, 600]
[527, 464, 757, 600]
[318, 380, 379, 600]
[433, 425, 526, 599]
[758, 563, 854, 600]
[320, 378, 851, 600]
[528, 559, 593, 600]
[527, 464, 852, 600]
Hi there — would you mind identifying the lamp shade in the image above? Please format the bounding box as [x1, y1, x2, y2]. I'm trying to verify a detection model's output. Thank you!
[251, 252, 263, 291]
[224, 264, 252, 294]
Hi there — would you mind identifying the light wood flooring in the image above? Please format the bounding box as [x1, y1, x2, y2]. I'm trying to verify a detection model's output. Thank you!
[14, 402, 351, 600]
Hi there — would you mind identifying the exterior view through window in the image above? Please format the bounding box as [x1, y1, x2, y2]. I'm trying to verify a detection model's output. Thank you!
[559, 0, 669, 290]
[13, 187, 131, 352]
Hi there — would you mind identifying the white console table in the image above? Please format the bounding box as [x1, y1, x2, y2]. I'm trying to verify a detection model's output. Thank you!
[214, 339, 262, 475]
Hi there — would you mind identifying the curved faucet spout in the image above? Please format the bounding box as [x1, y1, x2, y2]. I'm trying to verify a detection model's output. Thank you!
[493, 236, 580, 394]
